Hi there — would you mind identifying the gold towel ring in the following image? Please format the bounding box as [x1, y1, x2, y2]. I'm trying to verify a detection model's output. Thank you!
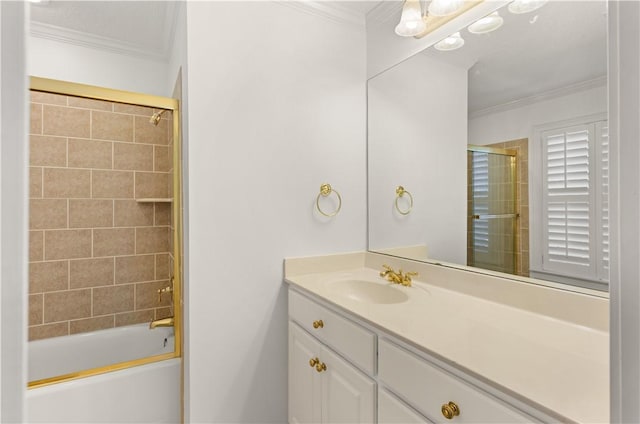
[316, 183, 342, 217]
[395, 186, 413, 215]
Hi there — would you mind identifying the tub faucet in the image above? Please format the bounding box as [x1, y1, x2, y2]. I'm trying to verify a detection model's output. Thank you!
[380, 265, 418, 287]
[150, 316, 174, 329]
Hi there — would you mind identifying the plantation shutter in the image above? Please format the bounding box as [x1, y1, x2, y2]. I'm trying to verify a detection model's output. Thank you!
[541, 124, 596, 278]
[596, 122, 609, 281]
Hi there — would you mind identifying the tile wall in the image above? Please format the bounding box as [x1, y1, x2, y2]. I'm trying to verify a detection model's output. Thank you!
[29, 90, 174, 341]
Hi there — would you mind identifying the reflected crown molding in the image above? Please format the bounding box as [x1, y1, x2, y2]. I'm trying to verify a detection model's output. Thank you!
[469, 76, 607, 119]
[367, 1, 403, 25]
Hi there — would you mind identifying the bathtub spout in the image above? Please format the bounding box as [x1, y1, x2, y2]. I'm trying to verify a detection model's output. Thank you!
[150, 317, 174, 329]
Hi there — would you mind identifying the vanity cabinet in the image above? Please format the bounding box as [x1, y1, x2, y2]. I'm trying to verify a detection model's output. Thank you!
[288, 288, 540, 424]
[289, 288, 376, 424]
[289, 322, 375, 423]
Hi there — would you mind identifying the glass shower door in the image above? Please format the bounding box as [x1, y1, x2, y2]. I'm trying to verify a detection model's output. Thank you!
[467, 147, 518, 275]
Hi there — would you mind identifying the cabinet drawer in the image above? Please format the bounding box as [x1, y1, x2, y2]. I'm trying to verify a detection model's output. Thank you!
[379, 388, 432, 424]
[289, 289, 376, 375]
[378, 339, 532, 423]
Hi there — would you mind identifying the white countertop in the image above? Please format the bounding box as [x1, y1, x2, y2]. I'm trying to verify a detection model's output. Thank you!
[284, 253, 609, 423]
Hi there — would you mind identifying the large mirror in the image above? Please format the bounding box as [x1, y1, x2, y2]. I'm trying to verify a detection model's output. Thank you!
[368, 0, 608, 292]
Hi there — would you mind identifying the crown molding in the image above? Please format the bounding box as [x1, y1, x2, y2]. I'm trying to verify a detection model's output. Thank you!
[30, 2, 179, 63]
[469, 76, 608, 119]
[276, 1, 366, 27]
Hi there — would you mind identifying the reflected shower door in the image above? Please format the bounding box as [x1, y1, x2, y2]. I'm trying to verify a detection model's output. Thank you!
[467, 147, 518, 275]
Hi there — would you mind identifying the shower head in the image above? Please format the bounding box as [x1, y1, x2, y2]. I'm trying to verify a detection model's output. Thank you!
[149, 110, 167, 126]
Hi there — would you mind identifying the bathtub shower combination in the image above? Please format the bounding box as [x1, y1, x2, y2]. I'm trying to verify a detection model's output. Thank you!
[26, 77, 183, 423]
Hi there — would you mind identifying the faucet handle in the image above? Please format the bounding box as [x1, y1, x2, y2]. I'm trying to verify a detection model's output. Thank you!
[380, 264, 393, 276]
[157, 286, 173, 304]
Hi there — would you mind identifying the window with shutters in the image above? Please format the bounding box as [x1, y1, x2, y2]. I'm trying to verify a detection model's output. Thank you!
[537, 119, 608, 284]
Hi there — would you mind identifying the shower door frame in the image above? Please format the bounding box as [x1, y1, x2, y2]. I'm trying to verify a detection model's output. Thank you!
[27, 76, 184, 389]
[467, 144, 519, 275]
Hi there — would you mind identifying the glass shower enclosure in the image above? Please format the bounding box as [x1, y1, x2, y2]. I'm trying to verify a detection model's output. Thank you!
[467, 146, 519, 275]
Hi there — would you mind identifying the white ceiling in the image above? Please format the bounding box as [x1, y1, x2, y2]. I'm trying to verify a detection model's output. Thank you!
[421, 1, 608, 113]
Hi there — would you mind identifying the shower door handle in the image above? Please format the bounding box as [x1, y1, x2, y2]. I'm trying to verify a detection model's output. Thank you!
[471, 213, 520, 220]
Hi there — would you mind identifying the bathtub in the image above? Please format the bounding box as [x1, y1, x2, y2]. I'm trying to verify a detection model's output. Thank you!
[26, 324, 181, 423]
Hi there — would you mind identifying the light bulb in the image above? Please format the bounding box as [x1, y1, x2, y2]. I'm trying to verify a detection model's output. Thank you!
[508, 0, 547, 14]
[434, 32, 465, 51]
[428, 0, 464, 17]
[467, 11, 504, 34]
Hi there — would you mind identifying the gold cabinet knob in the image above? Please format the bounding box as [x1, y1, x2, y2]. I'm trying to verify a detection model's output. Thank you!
[315, 362, 327, 373]
[441, 401, 460, 420]
[309, 357, 319, 367]
[312, 320, 324, 329]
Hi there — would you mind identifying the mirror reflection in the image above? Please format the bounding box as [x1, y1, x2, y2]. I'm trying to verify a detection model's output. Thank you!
[368, 1, 608, 291]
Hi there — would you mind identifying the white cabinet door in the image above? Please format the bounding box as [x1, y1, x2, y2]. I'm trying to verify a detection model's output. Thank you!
[289, 322, 375, 424]
[320, 345, 375, 424]
[379, 388, 432, 424]
[289, 323, 321, 424]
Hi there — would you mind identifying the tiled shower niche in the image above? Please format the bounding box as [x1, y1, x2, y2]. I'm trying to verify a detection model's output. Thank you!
[29, 90, 174, 341]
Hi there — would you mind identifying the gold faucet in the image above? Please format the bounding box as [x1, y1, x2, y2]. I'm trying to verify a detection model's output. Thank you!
[380, 265, 418, 287]
[150, 316, 174, 329]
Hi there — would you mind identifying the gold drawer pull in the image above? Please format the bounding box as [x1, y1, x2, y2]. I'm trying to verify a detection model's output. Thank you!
[315, 362, 327, 373]
[309, 357, 319, 367]
[441, 401, 460, 420]
[312, 320, 324, 329]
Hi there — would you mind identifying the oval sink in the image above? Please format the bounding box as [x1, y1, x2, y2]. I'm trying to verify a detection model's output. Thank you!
[329, 280, 409, 304]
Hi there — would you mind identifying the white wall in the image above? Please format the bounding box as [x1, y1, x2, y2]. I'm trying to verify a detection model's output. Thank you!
[1, 1, 28, 421]
[468, 84, 607, 146]
[368, 53, 467, 264]
[28, 36, 170, 97]
[184, 2, 366, 422]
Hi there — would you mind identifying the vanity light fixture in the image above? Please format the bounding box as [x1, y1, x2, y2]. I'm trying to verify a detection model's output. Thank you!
[28, 0, 50, 4]
[434, 32, 465, 51]
[508, 0, 547, 14]
[467, 11, 504, 34]
[428, 0, 464, 17]
[395, 0, 427, 37]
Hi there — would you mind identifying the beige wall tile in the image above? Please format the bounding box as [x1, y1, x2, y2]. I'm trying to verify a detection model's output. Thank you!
[115, 309, 154, 327]
[30, 294, 43, 326]
[135, 172, 169, 199]
[30, 167, 43, 198]
[69, 199, 113, 228]
[30, 231, 44, 262]
[114, 200, 154, 227]
[45, 229, 92, 260]
[31, 91, 67, 106]
[154, 146, 170, 172]
[114, 143, 153, 171]
[43, 105, 91, 138]
[29, 323, 68, 341]
[136, 280, 171, 309]
[92, 111, 133, 142]
[93, 228, 135, 257]
[135, 116, 168, 145]
[44, 289, 91, 322]
[70, 315, 114, 334]
[69, 257, 114, 288]
[113, 103, 154, 116]
[115, 254, 154, 284]
[30, 103, 42, 135]
[30, 135, 67, 167]
[67, 97, 113, 111]
[136, 227, 169, 254]
[29, 260, 68, 294]
[92, 170, 134, 198]
[155, 307, 172, 320]
[30, 199, 67, 230]
[155, 203, 171, 226]
[43, 168, 91, 198]
[68, 138, 113, 169]
[155, 253, 170, 280]
[93, 284, 134, 315]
